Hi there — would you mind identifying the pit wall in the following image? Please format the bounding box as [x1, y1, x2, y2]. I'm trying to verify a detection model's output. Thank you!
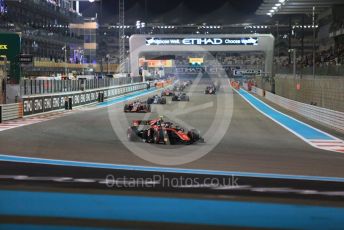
[256, 74, 344, 112]
[21, 82, 149, 116]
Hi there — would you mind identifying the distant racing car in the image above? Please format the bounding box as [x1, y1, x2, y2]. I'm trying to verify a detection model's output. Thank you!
[127, 117, 204, 145]
[172, 93, 190, 101]
[205, 85, 216, 94]
[147, 95, 167, 104]
[124, 101, 151, 113]
[161, 89, 175, 96]
[173, 84, 185, 92]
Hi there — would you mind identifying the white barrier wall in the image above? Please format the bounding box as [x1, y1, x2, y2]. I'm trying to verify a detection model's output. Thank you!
[21, 82, 149, 116]
[251, 86, 264, 97]
[0, 103, 23, 122]
[251, 87, 344, 133]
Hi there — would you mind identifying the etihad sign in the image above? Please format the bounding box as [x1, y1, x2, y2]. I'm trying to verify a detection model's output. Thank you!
[0, 44, 8, 50]
[182, 38, 223, 45]
[146, 37, 258, 46]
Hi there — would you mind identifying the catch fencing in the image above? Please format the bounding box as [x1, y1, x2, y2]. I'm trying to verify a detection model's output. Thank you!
[251, 86, 344, 133]
[20, 76, 143, 96]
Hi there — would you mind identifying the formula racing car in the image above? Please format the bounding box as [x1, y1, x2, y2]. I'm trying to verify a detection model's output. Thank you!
[124, 101, 151, 113]
[161, 89, 175, 96]
[127, 117, 204, 145]
[205, 85, 216, 94]
[173, 84, 185, 92]
[172, 93, 190, 101]
[146, 95, 167, 104]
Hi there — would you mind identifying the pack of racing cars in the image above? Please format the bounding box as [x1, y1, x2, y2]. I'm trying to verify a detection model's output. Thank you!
[124, 80, 192, 113]
[172, 80, 193, 92]
[124, 95, 167, 113]
[127, 117, 204, 145]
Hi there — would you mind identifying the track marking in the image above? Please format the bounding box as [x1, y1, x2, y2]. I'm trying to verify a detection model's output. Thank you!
[1, 174, 344, 197]
[233, 87, 344, 153]
[0, 111, 69, 132]
[0, 154, 344, 182]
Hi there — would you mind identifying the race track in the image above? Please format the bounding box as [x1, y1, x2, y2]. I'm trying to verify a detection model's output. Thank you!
[0, 78, 343, 177]
[1, 78, 344, 229]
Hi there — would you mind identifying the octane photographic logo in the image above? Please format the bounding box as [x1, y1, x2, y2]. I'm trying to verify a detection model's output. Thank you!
[108, 46, 233, 166]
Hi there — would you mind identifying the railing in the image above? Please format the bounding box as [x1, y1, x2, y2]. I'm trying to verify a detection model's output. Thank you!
[20, 77, 143, 96]
[0, 103, 23, 123]
[251, 86, 344, 133]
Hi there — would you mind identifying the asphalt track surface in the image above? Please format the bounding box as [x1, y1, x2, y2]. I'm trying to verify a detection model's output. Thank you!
[1, 78, 344, 229]
[0, 78, 344, 177]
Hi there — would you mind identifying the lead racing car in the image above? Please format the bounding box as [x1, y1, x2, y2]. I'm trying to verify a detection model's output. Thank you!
[124, 101, 151, 113]
[127, 117, 204, 145]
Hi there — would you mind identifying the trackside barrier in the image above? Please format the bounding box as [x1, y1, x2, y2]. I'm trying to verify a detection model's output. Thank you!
[21, 82, 149, 116]
[20, 76, 143, 96]
[0, 103, 23, 123]
[251, 86, 265, 97]
[251, 87, 344, 133]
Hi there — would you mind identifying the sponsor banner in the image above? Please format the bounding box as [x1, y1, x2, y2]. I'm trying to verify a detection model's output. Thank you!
[43, 97, 52, 112]
[73, 94, 80, 106]
[146, 37, 258, 46]
[233, 69, 262, 76]
[173, 67, 232, 74]
[139, 59, 173, 68]
[23, 99, 33, 116]
[147, 60, 172, 68]
[189, 57, 204, 64]
[33, 98, 44, 114]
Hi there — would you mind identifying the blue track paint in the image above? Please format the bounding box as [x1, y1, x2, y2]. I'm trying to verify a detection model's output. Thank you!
[1, 154, 344, 182]
[238, 89, 334, 140]
[0, 190, 344, 229]
[0, 224, 112, 230]
[97, 87, 159, 107]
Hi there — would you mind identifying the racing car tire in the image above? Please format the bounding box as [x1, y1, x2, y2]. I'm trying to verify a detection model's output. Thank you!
[153, 129, 164, 144]
[127, 127, 139, 141]
[146, 104, 151, 112]
[187, 129, 200, 143]
[124, 104, 129, 112]
[146, 98, 153, 104]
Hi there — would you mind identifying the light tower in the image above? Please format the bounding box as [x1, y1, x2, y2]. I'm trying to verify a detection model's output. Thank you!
[118, 0, 126, 73]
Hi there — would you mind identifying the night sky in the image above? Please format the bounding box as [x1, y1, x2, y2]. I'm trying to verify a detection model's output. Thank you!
[80, 0, 264, 25]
